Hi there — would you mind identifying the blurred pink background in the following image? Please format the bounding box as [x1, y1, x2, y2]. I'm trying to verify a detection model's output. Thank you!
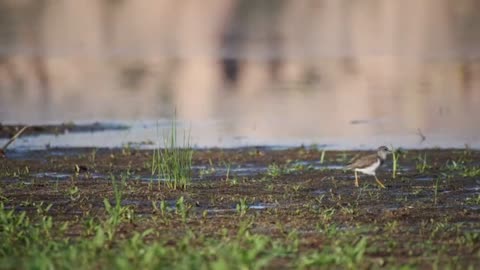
[0, 0, 479, 147]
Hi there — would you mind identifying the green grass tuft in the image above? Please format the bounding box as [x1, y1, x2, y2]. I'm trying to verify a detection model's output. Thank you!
[151, 119, 193, 190]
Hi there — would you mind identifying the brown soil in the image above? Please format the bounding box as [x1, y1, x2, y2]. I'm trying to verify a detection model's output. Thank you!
[1, 147, 480, 268]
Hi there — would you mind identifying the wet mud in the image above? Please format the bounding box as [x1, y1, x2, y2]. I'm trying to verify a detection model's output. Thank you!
[1, 146, 480, 268]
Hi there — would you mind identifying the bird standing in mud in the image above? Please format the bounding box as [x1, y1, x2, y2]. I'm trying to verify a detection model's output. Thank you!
[345, 146, 392, 188]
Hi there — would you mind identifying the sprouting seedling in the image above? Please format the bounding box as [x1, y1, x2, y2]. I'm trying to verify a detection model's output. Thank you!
[267, 163, 283, 178]
[222, 161, 231, 181]
[390, 145, 400, 179]
[320, 149, 326, 164]
[416, 152, 429, 173]
[74, 164, 81, 176]
[236, 197, 249, 217]
[421, 153, 428, 173]
[68, 186, 80, 201]
[175, 196, 189, 222]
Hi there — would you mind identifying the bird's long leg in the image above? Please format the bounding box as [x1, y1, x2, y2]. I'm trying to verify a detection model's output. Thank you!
[374, 175, 386, 189]
[354, 170, 359, 187]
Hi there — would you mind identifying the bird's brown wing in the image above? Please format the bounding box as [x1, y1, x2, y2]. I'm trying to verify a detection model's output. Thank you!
[345, 153, 378, 169]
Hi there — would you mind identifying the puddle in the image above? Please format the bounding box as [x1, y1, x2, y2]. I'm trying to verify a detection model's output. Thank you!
[139, 176, 169, 182]
[225, 165, 268, 176]
[120, 199, 179, 210]
[197, 161, 345, 180]
[195, 164, 268, 178]
[122, 199, 154, 207]
[383, 166, 414, 173]
[290, 161, 344, 171]
[464, 186, 480, 192]
[205, 208, 236, 214]
[313, 189, 328, 195]
[195, 161, 344, 179]
[206, 202, 277, 214]
[32, 172, 106, 180]
[33, 172, 71, 180]
[248, 203, 277, 210]
[415, 177, 435, 181]
[381, 204, 404, 211]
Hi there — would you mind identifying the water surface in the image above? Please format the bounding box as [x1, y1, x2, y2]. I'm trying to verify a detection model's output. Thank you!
[1, 0, 479, 149]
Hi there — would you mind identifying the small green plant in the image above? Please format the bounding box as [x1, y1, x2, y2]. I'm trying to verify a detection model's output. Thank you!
[416, 152, 431, 173]
[292, 184, 302, 192]
[151, 119, 193, 190]
[316, 223, 339, 238]
[445, 160, 465, 171]
[385, 220, 399, 233]
[465, 194, 480, 205]
[314, 194, 325, 205]
[175, 196, 190, 223]
[390, 146, 400, 179]
[287, 162, 313, 173]
[236, 197, 250, 217]
[236, 217, 254, 237]
[462, 166, 480, 177]
[223, 161, 231, 181]
[320, 149, 326, 164]
[319, 207, 336, 222]
[67, 185, 80, 201]
[227, 177, 239, 186]
[0, 202, 55, 257]
[103, 175, 133, 240]
[83, 217, 97, 236]
[430, 221, 447, 239]
[340, 203, 356, 215]
[298, 237, 368, 269]
[458, 232, 480, 247]
[267, 163, 283, 178]
[200, 159, 216, 177]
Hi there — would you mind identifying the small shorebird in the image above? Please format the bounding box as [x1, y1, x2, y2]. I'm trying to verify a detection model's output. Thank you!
[345, 146, 391, 188]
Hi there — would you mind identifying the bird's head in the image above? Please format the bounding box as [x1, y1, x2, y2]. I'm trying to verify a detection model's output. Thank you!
[377, 146, 391, 160]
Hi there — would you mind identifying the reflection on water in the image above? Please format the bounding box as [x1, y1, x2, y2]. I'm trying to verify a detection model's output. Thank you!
[0, 0, 480, 148]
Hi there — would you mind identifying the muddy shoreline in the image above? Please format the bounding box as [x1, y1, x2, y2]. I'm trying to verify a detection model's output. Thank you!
[1, 146, 480, 268]
[0, 123, 129, 139]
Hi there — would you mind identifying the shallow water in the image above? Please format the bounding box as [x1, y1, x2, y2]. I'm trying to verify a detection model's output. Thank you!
[1, 119, 479, 151]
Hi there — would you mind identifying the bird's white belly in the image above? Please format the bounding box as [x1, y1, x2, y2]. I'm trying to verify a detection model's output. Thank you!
[355, 159, 381, 176]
